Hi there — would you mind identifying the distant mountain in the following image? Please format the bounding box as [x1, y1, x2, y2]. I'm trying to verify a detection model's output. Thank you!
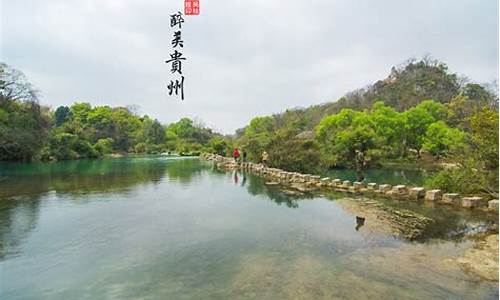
[238, 58, 495, 135]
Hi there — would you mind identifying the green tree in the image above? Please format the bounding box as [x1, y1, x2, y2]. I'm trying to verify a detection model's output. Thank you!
[134, 142, 147, 153]
[266, 129, 321, 174]
[165, 117, 218, 153]
[245, 116, 274, 136]
[422, 121, 466, 157]
[168, 118, 197, 139]
[239, 116, 275, 162]
[0, 63, 50, 160]
[206, 136, 229, 156]
[403, 100, 446, 157]
[316, 109, 379, 168]
[48, 132, 79, 159]
[427, 108, 498, 197]
[74, 140, 99, 158]
[145, 119, 165, 144]
[470, 109, 499, 170]
[447, 84, 498, 131]
[54, 106, 71, 127]
[94, 138, 114, 155]
[370, 101, 406, 157]
[164, 129, 179, 151]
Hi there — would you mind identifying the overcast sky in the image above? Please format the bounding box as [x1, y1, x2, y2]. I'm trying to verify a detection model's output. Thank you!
[2, 0, 498, 133]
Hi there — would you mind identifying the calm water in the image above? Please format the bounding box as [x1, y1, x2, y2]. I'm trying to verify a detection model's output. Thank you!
[325, 167, 436, 186]
[0, 157, 497, 299]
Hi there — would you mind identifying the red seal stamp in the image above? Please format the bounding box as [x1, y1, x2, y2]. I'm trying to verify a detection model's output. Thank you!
[185, 0, 199, 15]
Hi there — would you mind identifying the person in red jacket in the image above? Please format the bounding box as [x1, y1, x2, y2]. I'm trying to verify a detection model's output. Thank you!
[233, 148, 240, 162]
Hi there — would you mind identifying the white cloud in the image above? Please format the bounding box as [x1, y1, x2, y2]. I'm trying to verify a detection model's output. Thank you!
[2, 0, 498, 133]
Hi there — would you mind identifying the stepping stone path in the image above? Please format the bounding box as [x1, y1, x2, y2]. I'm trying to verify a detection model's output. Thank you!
[201, 153, 495, 212]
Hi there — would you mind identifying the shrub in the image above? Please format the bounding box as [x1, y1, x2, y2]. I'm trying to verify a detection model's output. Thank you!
[134, 142, 147, 153]
[94, 138, 114, 155]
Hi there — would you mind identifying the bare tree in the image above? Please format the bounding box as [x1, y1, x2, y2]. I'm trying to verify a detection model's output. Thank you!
[126, 104, 141, 116]
[193, 117, 206, 129]
[0, 63, 39, 103]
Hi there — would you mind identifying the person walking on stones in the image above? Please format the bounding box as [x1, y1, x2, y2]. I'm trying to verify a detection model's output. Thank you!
[233, 148, 240, 163]
[242, 150, 247, 163]
[261, 151, 268, 167]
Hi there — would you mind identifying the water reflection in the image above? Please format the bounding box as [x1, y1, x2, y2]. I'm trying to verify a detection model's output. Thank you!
[241, 173, 247, 187]
[164, 157, 207, 184]
[1, 157, 488, 246]
[325, 167, 436, 186]
[233, 171, 239, 185]
[239, 171, 303, 208]
[0, 195, 41, 260]
[0, 157, 209, 259]
[0, 156, 208, 198]
[0, 157, 497, 299]
[220, 169, 496, 243]
[355, 216, 365, 231]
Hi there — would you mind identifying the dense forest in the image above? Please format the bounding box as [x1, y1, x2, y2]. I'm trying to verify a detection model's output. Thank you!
[0, 63, 227, 161]
[1, 58, 498, 197]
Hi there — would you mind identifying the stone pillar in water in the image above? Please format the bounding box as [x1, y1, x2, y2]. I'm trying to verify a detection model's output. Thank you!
[461, 197, 486, 208]
[425, 189, 442, 201]
[441, 193, 460, 205]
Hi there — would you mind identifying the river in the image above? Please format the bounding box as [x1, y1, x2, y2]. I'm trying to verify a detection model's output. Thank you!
[0, 156, 497, 299]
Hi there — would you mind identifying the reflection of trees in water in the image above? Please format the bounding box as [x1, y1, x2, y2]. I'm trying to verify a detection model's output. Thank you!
[0, 195, 41, 260]
[324, 167, 434, 186]
[0, 162, 165, 198]
[205, 163, 291, 192]
[165, 158, 209, 184]
[0, 158, 211, 198]
[245, 173, 266, 196]
[416, 205, 497, 241]
[248, 186, 497, 242]
[0, 157, 211, 260]
[244, 172, 306, 208]
[208, 164, 229, 176]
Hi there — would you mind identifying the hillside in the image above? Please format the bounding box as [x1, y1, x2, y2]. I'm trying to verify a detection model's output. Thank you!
[234, 58, 498, 197]
[241, 58, 496, 135]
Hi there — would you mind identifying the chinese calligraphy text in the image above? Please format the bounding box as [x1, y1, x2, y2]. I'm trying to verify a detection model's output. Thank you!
[166, 11, 186, 100]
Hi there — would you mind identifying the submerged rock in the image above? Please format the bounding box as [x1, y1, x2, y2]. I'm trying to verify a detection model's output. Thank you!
[290, 183, 316, 193]
[282, 189, 304, 197]
[457, 234, 499, 281]
[338, 197, 434, 240]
